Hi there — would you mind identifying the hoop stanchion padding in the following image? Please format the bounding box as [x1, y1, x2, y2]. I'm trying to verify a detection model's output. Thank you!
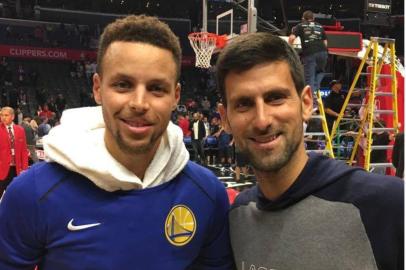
[216, 35, 227, 49]
[188, 32, 218, 68]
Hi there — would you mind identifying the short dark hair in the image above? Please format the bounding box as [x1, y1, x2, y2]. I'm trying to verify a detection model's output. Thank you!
[329, 80, 342, 88]
[216, 32, 305, 106]
[97, 15, 182, 82]
[302, 10, 314, 21]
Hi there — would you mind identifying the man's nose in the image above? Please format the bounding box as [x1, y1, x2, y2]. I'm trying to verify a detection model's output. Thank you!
[252, 100, 272, 132]
[129, 86, 149, 113]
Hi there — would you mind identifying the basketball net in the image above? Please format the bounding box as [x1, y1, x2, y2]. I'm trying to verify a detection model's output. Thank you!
[188, 32, 218, 68]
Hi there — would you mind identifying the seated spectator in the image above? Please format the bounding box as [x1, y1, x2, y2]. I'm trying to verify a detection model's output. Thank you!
[37, 117, 51, 138]
[55, 93, 67, 117]
[38, 104, 55, 120]
[31, 116, 40, 134]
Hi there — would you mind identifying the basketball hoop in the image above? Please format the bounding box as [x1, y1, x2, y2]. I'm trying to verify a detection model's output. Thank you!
[188, 32, 219, 68]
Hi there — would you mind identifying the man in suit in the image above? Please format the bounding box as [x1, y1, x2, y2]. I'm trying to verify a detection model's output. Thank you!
[191, 111, 207, 164]
[0, 106, 28, 196]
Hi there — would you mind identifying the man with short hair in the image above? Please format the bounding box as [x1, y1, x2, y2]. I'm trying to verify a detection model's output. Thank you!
[216, 32, 403, 270]
[21, 115, 39, 164]
[324, 79, 345, 133]
[0, 15, 234, 270]
[289, 10, 328, 95]
[191, 111, 207, 164]
[0, 107, 28, 196]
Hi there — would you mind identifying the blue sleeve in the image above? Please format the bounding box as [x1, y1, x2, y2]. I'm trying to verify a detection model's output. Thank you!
[0, 169, 43, 270]
[189, 181, 235, 270]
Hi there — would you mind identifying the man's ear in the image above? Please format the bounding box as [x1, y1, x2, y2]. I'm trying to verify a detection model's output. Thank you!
[218, 103, 232, 133]
[173, 83, 181, 111]
[93, 73, 102, 105]
[301, 85, 313, 122]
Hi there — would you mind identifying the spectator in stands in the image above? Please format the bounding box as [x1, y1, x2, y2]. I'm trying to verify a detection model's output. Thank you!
[392, 132, 404, 178]
[4, 67, 13, 86]
[177, 112, 190, 137]
[0, 56, 7, 67]
[55, 93, 67, 117]
[18, 89, 29, 114]
[17, 64, 25, 86]
[85, 60, 93, 85]
[190, 111, 206, 164]
[33, 25, 45, 44]
[216, 32, 403, 269]
[324, 80, 345, 133]
[15, 107, 23, 125]
[5, 25, 13, 39]
[215, 124, 233, 167]
[201, 96, 211, 115]
[0, 57, 7, 81]
[21, 115, 38, 164]
[210, 116, 220, 135]
[29, 69, 39, 88]
[30, 115, 40, 135]
[47, 95, 57, 113]
[90, 61, 97, 80]
[36, 88, 48, 107]
[38, 104, 55, 119]
[37, 117, 51, 137]
[202, 115, 210, 138]
[8, 88, 18, 110]
[0, 88, 7, 107]
[185, 97, 197, 111]
[0, 15, 233, 270]
[0, 106, 28, 196]
[79, 89, 96, 106]
[289, 10, 328, 96]
[76, 61, 84, 78]
[69, 60, 77, 78]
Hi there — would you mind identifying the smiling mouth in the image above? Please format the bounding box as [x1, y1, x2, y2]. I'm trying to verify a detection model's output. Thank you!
[122, 119, 152, 127]
[251, 134, 280, 143]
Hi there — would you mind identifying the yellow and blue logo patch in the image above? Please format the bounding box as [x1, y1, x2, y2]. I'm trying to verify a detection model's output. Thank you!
[165, 205, 196, 246]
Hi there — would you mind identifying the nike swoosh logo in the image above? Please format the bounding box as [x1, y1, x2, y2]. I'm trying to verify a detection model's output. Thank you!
[67, 219, 101, 231]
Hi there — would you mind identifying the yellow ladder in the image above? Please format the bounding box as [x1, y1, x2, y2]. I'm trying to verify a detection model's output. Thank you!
[304, 90, 335, 158]
[330, 37, 399, 171]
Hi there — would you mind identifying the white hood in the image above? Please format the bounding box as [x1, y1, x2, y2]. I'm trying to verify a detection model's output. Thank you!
[43, 106, 190, 192]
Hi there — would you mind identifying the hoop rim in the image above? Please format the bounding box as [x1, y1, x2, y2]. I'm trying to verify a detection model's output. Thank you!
[188, 32, 218, 41]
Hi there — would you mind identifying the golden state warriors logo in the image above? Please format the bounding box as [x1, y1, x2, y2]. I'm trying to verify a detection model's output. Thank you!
[165, 205, 196, 246]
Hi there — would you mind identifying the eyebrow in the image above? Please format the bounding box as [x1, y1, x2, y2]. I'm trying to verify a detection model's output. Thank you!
[231, 87, 291, 102]
[110, 73, 172, 85]
[109, 73, 133, 81]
